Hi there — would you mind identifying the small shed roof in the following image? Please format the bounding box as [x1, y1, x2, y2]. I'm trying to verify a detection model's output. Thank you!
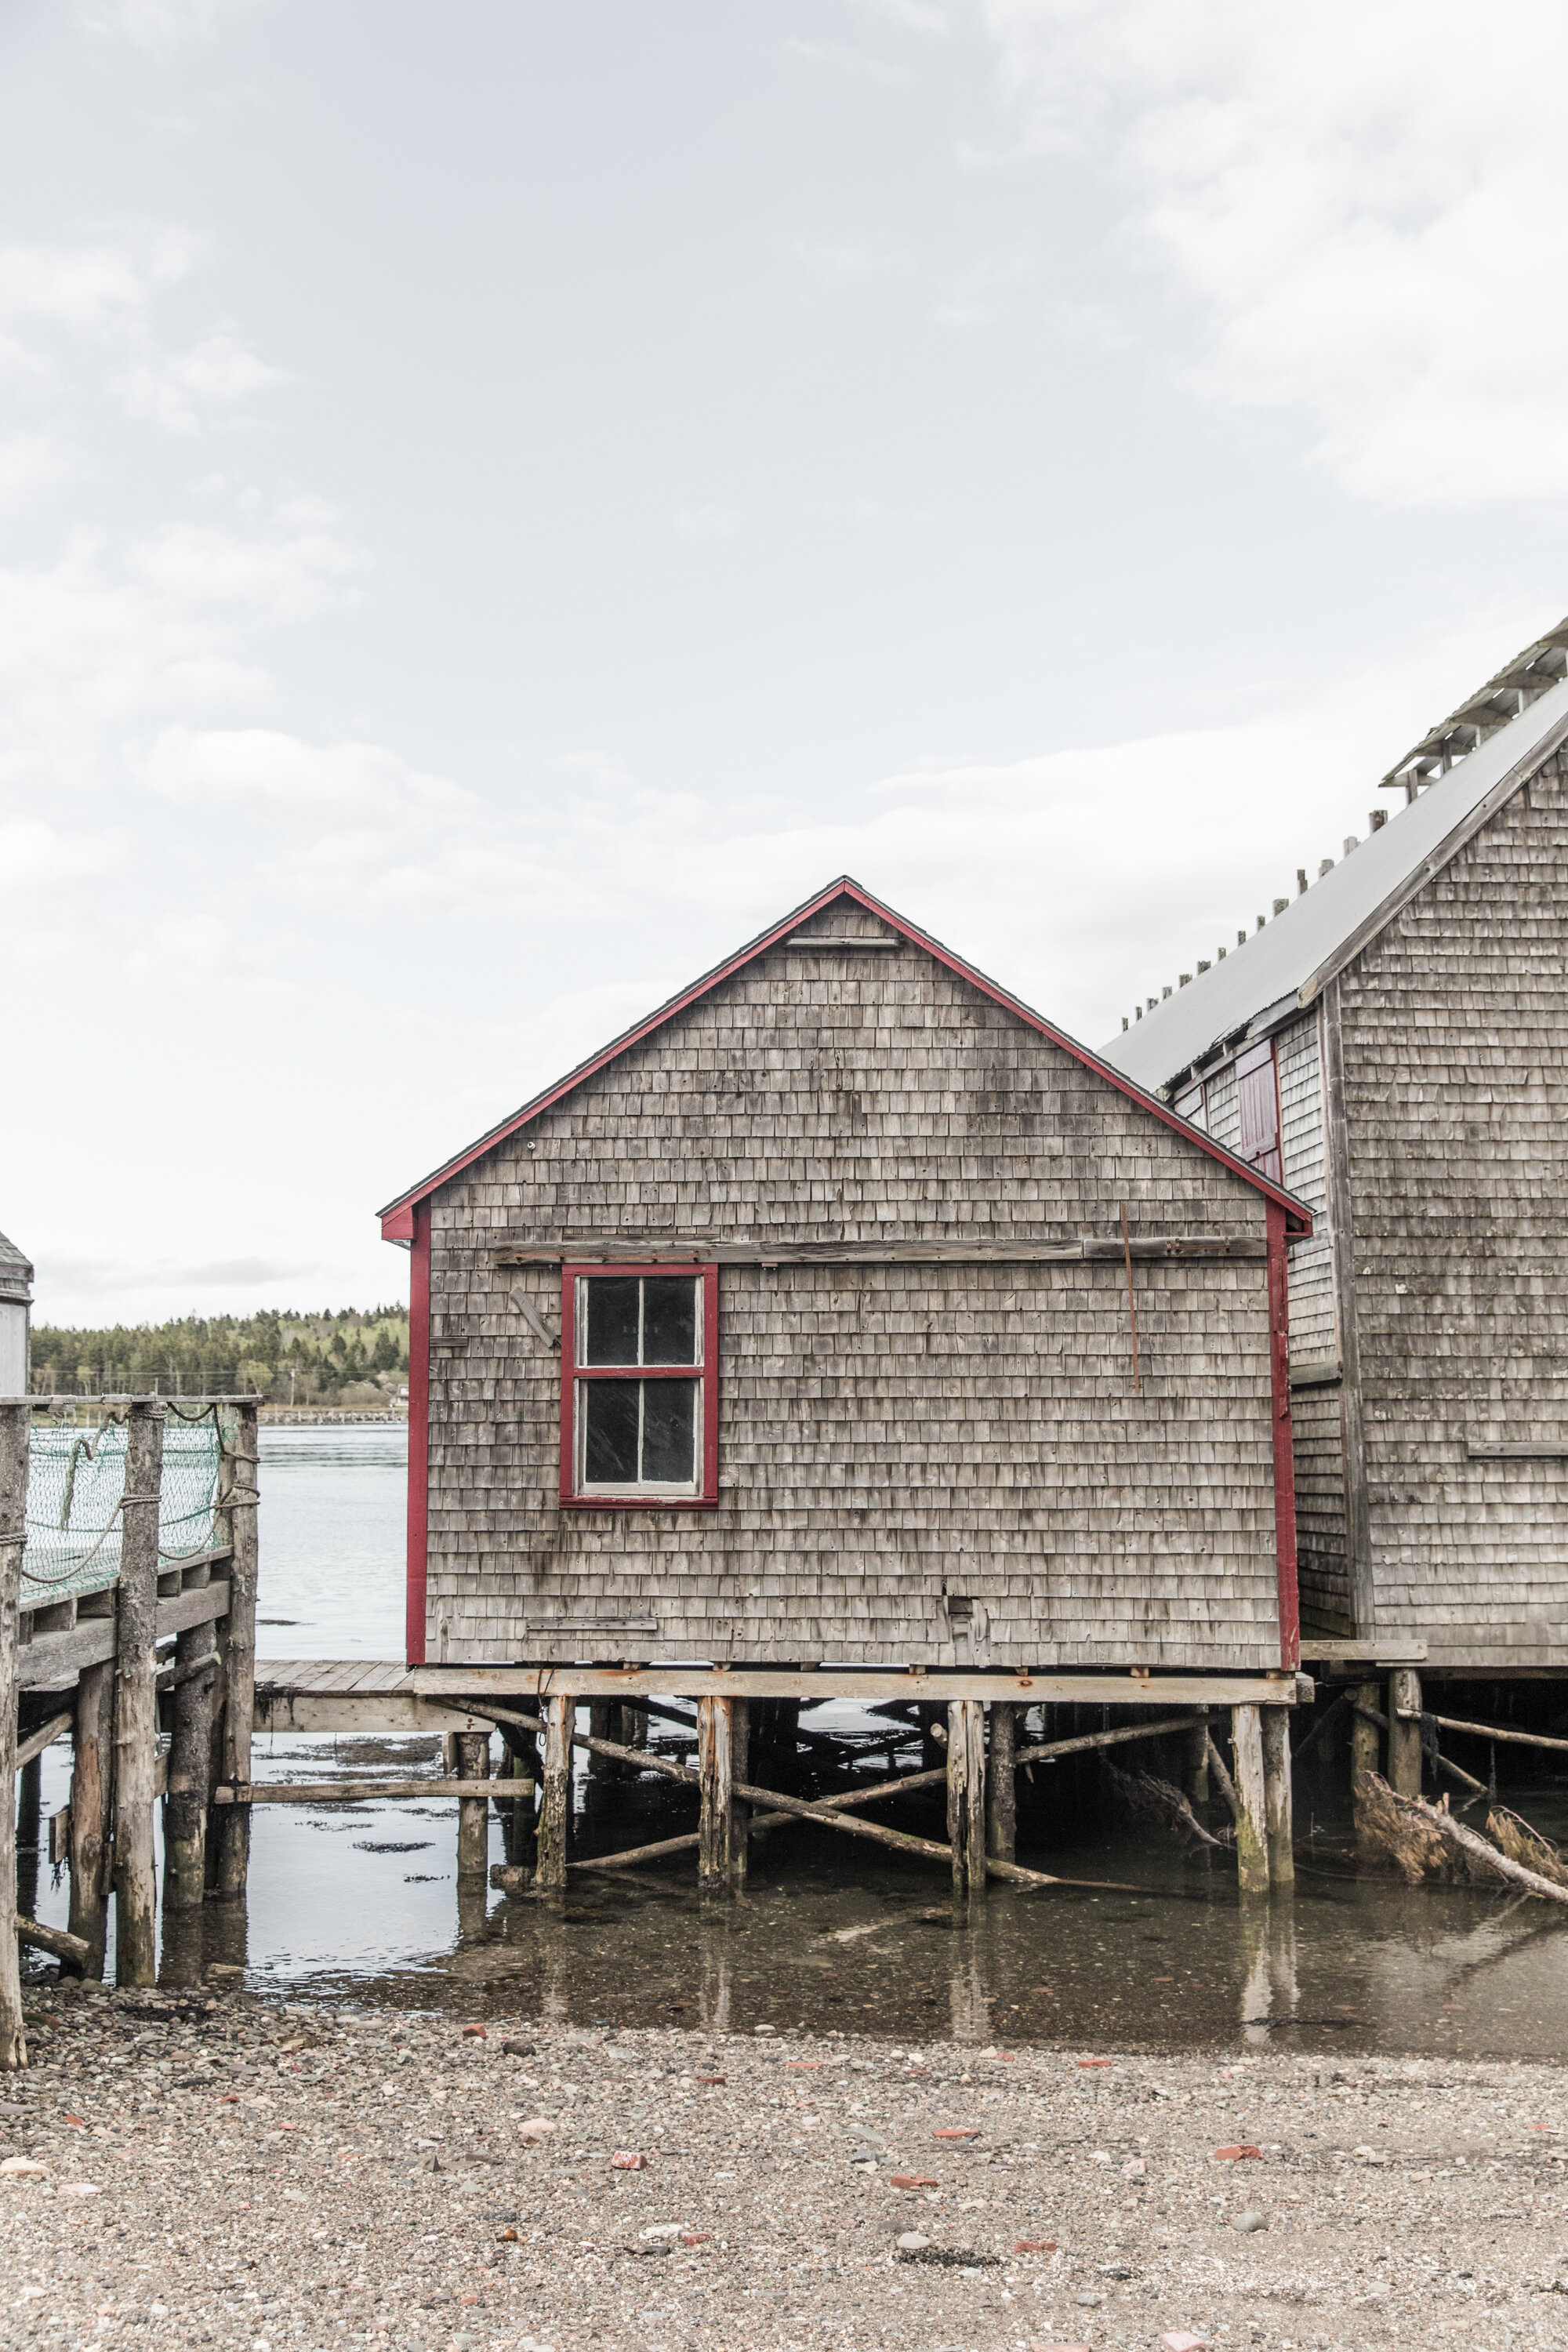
[0, 1226, 32, 1306]
[379, 875, 1311, 1238]
[1102, 662, 1568, 1095]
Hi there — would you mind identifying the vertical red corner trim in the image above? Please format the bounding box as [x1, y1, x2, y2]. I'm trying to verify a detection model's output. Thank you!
[557, 1266, 578, 1504]
[405, 1200, 430, 1667]
[701, 1261, 720, 1503]
[1266, 1197, 1300, 1671]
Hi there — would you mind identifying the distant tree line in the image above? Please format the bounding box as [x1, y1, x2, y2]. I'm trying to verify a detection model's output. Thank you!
[29, 1306, 411, 1407]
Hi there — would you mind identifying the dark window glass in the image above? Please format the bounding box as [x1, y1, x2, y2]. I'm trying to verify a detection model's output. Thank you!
[643, 1277, 698, 1365]
[583, 1381, 639, 1483]
[642, 1380, 696, 1483]
[584, 1277, 639, 1365]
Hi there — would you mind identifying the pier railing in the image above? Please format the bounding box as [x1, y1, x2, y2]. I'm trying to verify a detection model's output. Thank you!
[0, 1396, 260, 2070]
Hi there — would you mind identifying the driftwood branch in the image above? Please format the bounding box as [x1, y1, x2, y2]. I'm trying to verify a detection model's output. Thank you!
[469, 1702, 1137, 1893]
[1422, 1709, 1568, 1760]
[13, 1711, 74, 1776]
[1356, 1773, 1568, 1906]
[1350, 1700, 1486, 1795]
[1015, 1713, 1208, 1769]
[1106, 1760, 1229, 1851]
[1487, 1807, 1568, 1889]
[17, 1915, 90, 1966]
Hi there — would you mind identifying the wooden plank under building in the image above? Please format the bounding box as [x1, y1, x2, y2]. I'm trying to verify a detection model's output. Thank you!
[408, 1664, 1306, 1707]
[254, 1661, 499, 1735]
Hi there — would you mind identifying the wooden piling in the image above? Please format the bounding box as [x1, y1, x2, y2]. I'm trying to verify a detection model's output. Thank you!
[1230, 1703, 1269, 1896]
[0, 1401, 27, 2069]
[1186, 1722, 1210, 1807]
[495, 1726, 537, 1868]
[163, 1622, 216, 1912]
[15, 1751, 42, 1922]
[214, 1403, 260, 1901]
[729, 1697, 750, 1891]
[1388, 1667, 1423, 1798]
[986, 1701, 1017, 1863]
[1352, 1679, 1381, 1856]
[1261, 1706, 1294, 1887]
[456, 1731, 491, 1876]
[114, 1401, 165, 1987]
[946, 1698, 986, 1895]
[535, 1693, 573, 1891]
[68, 1659, 114, 1976]
[697, 1696, 734, 1896]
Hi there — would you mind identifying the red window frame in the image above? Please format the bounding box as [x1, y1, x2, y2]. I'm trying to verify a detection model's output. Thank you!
[558, 1261, 720, 1511]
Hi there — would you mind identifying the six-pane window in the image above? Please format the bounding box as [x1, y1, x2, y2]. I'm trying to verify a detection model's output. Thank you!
[562, 1267, 717, 1503]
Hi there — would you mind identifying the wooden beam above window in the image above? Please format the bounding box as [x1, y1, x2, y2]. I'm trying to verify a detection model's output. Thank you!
[488, 1232, 1268, 1267]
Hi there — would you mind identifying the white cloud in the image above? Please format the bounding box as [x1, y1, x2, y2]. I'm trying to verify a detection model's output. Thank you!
[0, 427, 85, 507]
[0, 227, 290, 444]
[144, 728, 469, 820]
[0, 818, 124, 893]
[78, 0, 259, 53]
[982, 0, 1568, 504]
[117, 330, 293, 434]
[0, 227, 202, 341]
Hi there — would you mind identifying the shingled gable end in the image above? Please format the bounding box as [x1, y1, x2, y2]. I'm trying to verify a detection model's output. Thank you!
[382, 877, 1309, 1675]
[1102, 626, 1568, 1672]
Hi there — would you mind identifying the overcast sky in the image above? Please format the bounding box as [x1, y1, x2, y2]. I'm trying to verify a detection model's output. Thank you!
[6, 0, 1566, 1325]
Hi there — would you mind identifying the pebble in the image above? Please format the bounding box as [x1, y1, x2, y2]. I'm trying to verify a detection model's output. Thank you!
[4, 1986, 1566, 2350]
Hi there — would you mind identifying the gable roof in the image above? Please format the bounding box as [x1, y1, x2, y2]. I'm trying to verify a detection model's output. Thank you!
[0, 1227, 31, 1305]
[1102, 660, 1568, 1096]
[379, 876, 1311, 1239]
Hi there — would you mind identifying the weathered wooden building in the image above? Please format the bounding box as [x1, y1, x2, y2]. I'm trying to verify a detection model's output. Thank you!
[1103, 621, 1568, 1677]
[379, 880, 1312, 1685]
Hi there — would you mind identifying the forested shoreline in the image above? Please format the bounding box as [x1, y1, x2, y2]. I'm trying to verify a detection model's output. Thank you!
[28, 1306, 410, 1410]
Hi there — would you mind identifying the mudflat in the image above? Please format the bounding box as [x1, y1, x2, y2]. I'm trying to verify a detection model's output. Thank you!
[2, 1982, 1566, 2350]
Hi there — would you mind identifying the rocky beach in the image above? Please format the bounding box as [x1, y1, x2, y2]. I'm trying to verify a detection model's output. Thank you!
[5, 1981, 1568, 2351]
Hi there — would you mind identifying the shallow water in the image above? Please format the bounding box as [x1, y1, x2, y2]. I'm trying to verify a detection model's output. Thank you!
[22, 1422, 1568, 2056]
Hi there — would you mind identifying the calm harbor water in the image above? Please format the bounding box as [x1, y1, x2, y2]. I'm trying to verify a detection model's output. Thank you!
[23, 1422, 1568, 2054]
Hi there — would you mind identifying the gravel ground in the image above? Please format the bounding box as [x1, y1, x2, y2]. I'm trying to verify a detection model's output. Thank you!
[4, 1980, 1568, 2351]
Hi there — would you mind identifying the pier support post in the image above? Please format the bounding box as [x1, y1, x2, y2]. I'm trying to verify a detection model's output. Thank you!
[586, 1702, 617, 1802]
[1388, 1668, 1423, 1799]
[164, 1622, 217, 1911]
[1, 1402, 26, 2068]
[697, 1696, 735, 1896]
[456, 1732, 492, 1877]
[1230, 1704, 1269, 1896]
[1351, 1679, 1381, 1856]
[535, 1693, 573, 1893]
[114, 1401, 165, 1987]
[729, 1697, 750, 1891]
[1261, 1706, 1294, 1888]
[496, 1727, 536, 1869]
[1186, 1721, 1210, 1807]
[946, 1698, 987, 1896]
[214, 1403, 260, 1901]
[68, 1658, 114, 1976]
[16, 1751, 42, 1922]
[986, 1702, 1017, 1864]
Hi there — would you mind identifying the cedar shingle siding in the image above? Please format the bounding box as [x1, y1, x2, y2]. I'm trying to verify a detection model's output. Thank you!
[1341, 754, 1568, 1668]
[417, 899, 1288, 1668]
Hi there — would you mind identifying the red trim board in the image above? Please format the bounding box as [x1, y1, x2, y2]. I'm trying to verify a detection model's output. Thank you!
[405, 1202, 431, 1666]
[1266, 1198, 1301, 1671]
